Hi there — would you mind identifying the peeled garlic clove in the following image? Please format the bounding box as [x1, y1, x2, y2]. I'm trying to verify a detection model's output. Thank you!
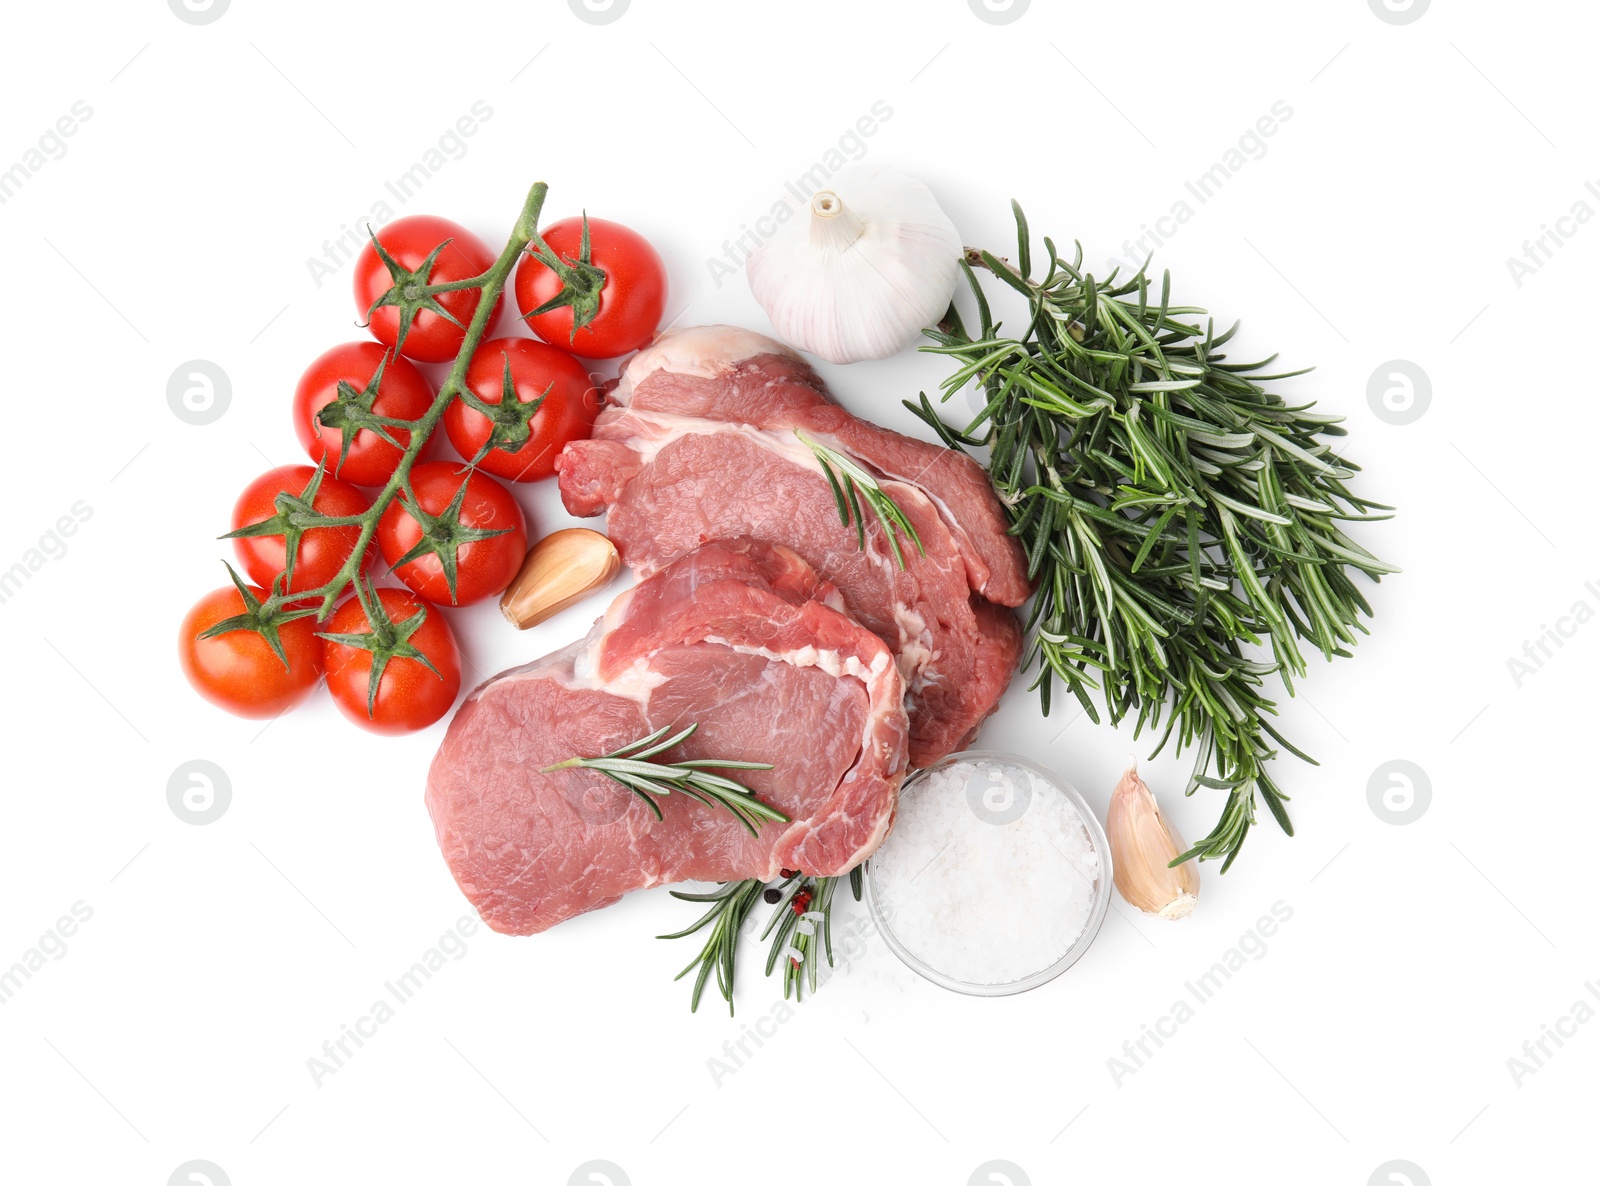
[746, 166, 961, 365]
[1107, 763, 1200, 920]
[499, 529, 620, 630]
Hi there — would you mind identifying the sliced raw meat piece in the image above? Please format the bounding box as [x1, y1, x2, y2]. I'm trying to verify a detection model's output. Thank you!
[425, 538, 908, 935]
[556, 325, 1029, 765]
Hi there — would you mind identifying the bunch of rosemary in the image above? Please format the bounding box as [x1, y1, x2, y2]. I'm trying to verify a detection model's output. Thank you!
[909, 204, 1396, 870]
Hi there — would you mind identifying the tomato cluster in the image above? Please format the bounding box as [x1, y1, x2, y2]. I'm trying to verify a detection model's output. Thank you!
[179, 206, 667, 734]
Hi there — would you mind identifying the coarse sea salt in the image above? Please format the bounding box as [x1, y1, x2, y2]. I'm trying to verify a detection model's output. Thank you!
[871, 756, 1102, 987]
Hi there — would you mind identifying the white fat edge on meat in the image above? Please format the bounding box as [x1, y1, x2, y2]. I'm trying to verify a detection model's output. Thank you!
[562, 649, 668, 706]
[609, 410, 822, 473]
[699, 636, 901, 770]
[496, 582, 666, 706]
[561, 587, 668, 705]
[619, 325, 986, 595]
[614, 325, 798, 406]
[610, 412, 937, 688]
[613, 324, 945, 700]
[693, 636, 904, 873]
[615, 412, 947, 564]
[702, 636, 892, 685]
[607, 413, 938, 583]
[892, 604, 935, 692]
[461, 634, 592, 702]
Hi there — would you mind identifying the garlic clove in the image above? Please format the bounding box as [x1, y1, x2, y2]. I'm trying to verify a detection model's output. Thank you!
[1106, 763, 1200, 920]
[499, 529, 621, 630]
[746, 166, 962, 365]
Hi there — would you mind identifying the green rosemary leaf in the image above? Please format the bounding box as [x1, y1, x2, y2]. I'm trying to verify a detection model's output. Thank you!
[795, 431, 924, 568]
[657, 879, 763, 1014]
[1012, 199, 1032, 279]
[544, 725, 783, 837]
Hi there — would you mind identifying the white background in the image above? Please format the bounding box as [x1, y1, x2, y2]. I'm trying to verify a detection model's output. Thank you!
[1, 1, 1593, 1183]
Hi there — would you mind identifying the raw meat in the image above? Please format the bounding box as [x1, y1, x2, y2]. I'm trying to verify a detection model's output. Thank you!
[425, 538, 908, 935]
[557, 325, 1029, 766]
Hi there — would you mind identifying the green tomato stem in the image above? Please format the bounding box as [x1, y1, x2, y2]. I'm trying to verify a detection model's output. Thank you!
[263, 181, 552, 623]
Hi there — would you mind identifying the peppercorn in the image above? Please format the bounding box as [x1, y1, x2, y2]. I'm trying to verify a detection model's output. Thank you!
[780, 868, 799, 879]
[791, 888, 814, 915]
[762, 888, 781, 905]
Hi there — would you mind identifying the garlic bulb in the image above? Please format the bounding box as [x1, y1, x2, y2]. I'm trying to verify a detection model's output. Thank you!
[746, 167, 961, 365]
[1107, 763, 1201, 920]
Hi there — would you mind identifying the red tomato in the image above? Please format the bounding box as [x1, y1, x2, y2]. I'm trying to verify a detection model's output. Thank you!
[230, 465, 373, 597]
[378, 462, 527, 606]
[514, 216, 666, 359]
[444, 338, 602, 482]
[321, 587, 462, 734]
[292, 342, 436, 486]
[179, 585, 324, 719]
[354, 215, 502, 363]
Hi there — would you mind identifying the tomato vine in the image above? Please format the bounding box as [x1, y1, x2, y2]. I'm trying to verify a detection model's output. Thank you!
[202, 181, 569, 651]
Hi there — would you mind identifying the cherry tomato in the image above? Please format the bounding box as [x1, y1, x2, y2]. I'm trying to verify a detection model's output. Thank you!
[515, 216, 666, 359]
[378, 462, 527, 606]
[292, 342, 435, 487]
[444, 338, 602, 482]
[321, 587, 462, 734]
[230, 465, 373, 597]
[354, 215, 502, 363]
[179, 585, 324, 719]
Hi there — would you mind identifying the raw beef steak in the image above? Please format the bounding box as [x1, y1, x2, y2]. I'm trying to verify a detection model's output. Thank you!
[425, 538, 908, 935]
[557, 325, 1029, 766]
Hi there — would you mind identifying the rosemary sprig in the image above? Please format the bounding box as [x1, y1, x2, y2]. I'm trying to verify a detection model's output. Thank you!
[658, 878, 763, 1015]
[660, 866, 865, 1013]
[761, 872, 839, 1001]
[541, 723, 787, 837]
[796, 430, 924, 569]
[908, 202, 1397, 872]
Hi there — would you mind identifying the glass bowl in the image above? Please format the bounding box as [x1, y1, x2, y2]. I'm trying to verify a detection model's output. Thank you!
[864, 749, 1112, 997]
